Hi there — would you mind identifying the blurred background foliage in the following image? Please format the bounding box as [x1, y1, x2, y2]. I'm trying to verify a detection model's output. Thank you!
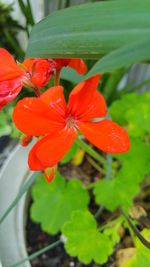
[0, 1, 24, 58]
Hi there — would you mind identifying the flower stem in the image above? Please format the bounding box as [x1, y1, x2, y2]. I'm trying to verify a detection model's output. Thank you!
[75, 137, 106, 168]
[95, 154, 112, 218]
[86, 155, 105, 175]
[34, 87, 41, 96]
[55, 69, 61, 85]
[10, 240, 62, 267]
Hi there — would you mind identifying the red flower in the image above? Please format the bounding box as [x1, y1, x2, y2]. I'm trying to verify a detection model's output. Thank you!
[0, 48, 25, 109]
[0, 48, 55, 109]
[54, 58, 87, 74]
[0, 49, 87, 109]
[13, 75, 130, 181]
[22, 58, 55, 87]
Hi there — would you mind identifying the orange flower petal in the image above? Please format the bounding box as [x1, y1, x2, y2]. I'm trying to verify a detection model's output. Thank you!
[78, 90, 107, 121]
[13, 97, 65, 136]
[68, 58, 87, 74]
[22, 58, 35, 70]
[54, 58, 87, 74]
[44, 167, 55, 183]
[40, 86, 67, 118]
[28, 139, 45, 170]
[28, 127, 77, 170]
[23, 58, 55, 87]
[0, 78, 22, 109]
[0, 48, 24, 81]
[78, 119, 130, 154]
[68, 75, 105, 120]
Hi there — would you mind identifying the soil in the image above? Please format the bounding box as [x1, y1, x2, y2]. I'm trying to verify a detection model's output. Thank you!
[26, 157, 150, 267]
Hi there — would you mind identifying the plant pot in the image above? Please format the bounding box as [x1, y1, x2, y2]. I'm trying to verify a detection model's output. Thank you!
[0, 144, 32, 267]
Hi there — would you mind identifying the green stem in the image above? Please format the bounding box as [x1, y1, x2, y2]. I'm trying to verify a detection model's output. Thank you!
[105, 154, 112, 179]
[95, 206, 104, 219]
[86, 155, 105, 174]
[0, 172, 38, 224]
[75, 138, 106, 167]
[10, 240, 62, 267]
[95, 154, 112, 218]
[34, 87, 41, 97]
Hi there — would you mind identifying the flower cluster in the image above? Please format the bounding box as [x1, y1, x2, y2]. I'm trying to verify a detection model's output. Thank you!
[0, 48, 130, 182]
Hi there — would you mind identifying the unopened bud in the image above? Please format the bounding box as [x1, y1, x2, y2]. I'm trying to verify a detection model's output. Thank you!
[20, 134, 32, 147]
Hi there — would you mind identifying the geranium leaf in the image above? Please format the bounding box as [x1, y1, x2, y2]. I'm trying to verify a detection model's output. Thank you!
[94, 176, 140, 212]
[103, 216, 123, 246]
[31, 171, 89, 235]
[94, 138, 150, 212]
[109, 92, 150, 137]
[26, 1, 150, 59]
[123, 229, 150, 267]
[62, 210, 113, 264]
[87, 37, 150, 75]
[116, 138, 150, 182]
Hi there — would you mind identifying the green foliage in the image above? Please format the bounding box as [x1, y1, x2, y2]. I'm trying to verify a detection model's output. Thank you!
[31, 171, 89, 235]
[18, 0, 34, 27]
[109, 92, 150, 137]
[0, 106, 21, 138]
[116, 138, 150, 181]
[93, 174, 139, 212]
[0, 111, 11, 137]
[93, 92, 150, 211]
[62, 210, 113, 264]
[61, 142, 79, 164]
[60, 68, 84, 84]
[26, 0, 150, 59]
[102, 216, 123, 247]
[87, 37, 150, 75]
[0, 1, 24, 58]
[123, 229, 150, 267]
[94, 138, 150, 211]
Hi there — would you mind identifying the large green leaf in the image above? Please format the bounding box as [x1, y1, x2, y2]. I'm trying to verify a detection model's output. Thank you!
[31, 171, 89, 235]
[109, 92, 150, 137]
[62, 210, 113, 264]
[87, 37, 150, 75]
[26, 0, 150, 59]
[94, 138, 150, 212]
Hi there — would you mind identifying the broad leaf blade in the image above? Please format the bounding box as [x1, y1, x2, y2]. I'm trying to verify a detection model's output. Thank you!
[87, 37, 150, 75]
[62, 210, 113, 264]
[26, 0, 150, 59]
[31, 171, 89, 234]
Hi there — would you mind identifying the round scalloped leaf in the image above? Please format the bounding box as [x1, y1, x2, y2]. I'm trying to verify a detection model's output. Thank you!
[62, 210, 113, 264]
[31, 171, 89, 235]
[109, 92, 150, 137]
[115, 137, 150, 182]
[93, 176, 140, 212]
[94, 138, 150, 212]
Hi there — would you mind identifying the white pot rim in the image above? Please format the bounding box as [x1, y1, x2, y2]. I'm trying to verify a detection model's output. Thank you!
[0, 144, 32, 267]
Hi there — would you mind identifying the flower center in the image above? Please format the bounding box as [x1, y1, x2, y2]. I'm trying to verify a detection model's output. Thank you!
[66, 115, 77, 129]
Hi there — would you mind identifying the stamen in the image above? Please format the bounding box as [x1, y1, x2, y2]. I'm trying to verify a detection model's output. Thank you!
[66, 115, 77, 129]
